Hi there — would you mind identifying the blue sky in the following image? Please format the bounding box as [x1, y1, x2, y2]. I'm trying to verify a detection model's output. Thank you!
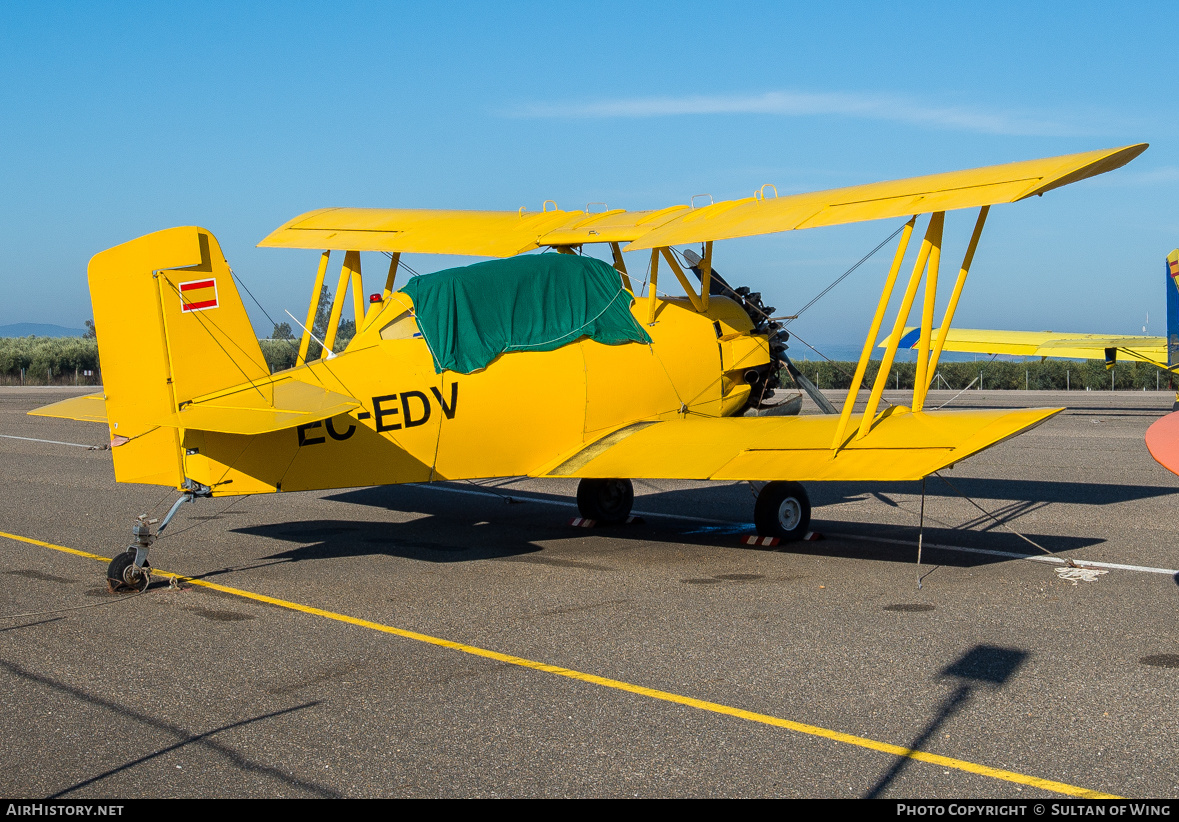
[2, 1, 1176, 349]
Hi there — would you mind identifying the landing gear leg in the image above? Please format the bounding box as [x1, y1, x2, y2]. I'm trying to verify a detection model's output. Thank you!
[107, 480, 209, 593]
[576, 478, 634, 525]
[753, 481, 811, 541]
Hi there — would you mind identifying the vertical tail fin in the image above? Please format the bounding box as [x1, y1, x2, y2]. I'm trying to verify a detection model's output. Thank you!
[89, 227, 269, 486]
[1167, 249, 1179, 368]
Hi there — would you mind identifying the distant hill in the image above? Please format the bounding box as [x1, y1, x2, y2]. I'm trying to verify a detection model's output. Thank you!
[0, 323, 87, 337]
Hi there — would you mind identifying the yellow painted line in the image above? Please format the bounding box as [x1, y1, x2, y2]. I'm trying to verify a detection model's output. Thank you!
[0, 529, 1119, 799]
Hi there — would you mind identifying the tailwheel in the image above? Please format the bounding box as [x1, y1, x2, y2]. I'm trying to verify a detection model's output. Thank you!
[576, 478, 634, 525]
[753, 481, 811, 541]
[107, 550, 151, 594]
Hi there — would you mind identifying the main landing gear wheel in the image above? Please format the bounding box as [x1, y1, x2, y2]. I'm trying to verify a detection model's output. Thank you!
[753, 481, 811, 541]
[107, 550, 151, 594]
[576, 478, 634, 525]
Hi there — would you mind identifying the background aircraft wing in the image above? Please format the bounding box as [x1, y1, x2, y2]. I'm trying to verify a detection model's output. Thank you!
[537, 407, 1060, 483]
[882, 326, 1168, 364]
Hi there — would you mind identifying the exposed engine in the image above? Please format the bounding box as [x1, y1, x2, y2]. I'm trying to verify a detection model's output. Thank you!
[683, 249, 789, 411]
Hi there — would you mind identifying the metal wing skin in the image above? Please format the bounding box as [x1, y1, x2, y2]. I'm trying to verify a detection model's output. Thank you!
[882, 326, 1169, 364]
[538, 407, 1061, 483]
[624, 144, 1146, 250]
[257, 206, 692, 256]
[257, 145, 1146, 256]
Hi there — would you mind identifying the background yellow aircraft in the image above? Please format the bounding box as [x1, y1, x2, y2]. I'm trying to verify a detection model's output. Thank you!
[30, 145, 1146, 591]
[883, 248, 1179, 372]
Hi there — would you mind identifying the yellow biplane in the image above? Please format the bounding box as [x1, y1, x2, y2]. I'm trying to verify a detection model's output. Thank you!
[31, 144, 1147, 591]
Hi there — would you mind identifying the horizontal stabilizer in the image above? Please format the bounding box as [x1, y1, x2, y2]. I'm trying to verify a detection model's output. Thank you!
[539, 407, 1061, 482]
[28, 393, 108, 423]
[162, 376, 359, 435]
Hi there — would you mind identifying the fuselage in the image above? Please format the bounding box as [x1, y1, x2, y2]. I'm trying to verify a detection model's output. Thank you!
[182, 292, 772, 494]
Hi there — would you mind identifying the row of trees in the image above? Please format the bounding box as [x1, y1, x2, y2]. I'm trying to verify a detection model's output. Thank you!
[0, 336, 102, 384]
[790, 358, 1178, 392]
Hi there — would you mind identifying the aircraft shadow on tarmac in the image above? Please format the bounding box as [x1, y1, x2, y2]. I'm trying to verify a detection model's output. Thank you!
[235, 513, 550, 565]
[809, 476, 1179, 507]
[223, 482, 1109, 570]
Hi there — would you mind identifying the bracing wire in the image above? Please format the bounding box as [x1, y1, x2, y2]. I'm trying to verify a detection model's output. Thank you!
[785, 222, 908, 326]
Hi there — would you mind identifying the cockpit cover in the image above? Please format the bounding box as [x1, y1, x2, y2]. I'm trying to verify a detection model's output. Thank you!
[399, 253, 652, 374]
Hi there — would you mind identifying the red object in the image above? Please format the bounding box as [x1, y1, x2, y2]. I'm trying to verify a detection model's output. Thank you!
[179, 278, 218, 312]
[1145, 410, 1179, 477]
[569, 517, 596, 528]
[741, 535, 779, 546]
[369, 293, 383, 303]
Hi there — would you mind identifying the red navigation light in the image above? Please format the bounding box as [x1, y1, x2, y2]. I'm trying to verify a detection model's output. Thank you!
[369, 293, 383, 303]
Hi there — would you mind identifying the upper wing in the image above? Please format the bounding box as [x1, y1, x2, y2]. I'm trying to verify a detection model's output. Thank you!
[536, 406, 1060, 483]
[258, 144, 1146, 257]
[883, 326, 1168, 364]
[624, 144, 1146, 250]
[257, 206, 691, 257]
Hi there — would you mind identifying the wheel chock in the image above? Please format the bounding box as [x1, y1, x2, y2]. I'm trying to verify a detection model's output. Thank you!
[741, 531, 822, 546]
[569, 516, 644, 528]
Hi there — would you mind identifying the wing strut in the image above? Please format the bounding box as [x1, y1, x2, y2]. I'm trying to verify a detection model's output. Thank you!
[830, 217, 916, 450]
[659, 248, 704, 312]
[925, 206, 989, 390]
[323, 250, 363, 356]
[858, 213, 945, 440]
[297, 251, 331, 366]
[699, 241, 713, 311]
[609, 242, 633, 293]
[646, 250, 660, 325]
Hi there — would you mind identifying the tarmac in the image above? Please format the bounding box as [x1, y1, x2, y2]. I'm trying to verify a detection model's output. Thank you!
[1, 386, 1177, 798]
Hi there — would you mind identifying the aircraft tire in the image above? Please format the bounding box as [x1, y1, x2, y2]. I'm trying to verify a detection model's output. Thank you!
[576, 478, 634, 525]
[107, 550, 150, 594]
[753, 481, 810, 541]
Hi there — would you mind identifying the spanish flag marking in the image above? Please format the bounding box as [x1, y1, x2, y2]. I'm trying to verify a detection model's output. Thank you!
[180, 278, 218, 312]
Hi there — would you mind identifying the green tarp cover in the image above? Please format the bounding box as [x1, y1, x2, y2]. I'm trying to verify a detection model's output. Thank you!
[399, 254, 652, 374]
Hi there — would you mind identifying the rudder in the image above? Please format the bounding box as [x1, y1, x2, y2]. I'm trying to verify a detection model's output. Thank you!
[89, 227, 269, 486]
[1167, 249, 1179, 368]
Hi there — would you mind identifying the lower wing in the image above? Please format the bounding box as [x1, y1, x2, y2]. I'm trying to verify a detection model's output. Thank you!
[538, 406, 1060, 483]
